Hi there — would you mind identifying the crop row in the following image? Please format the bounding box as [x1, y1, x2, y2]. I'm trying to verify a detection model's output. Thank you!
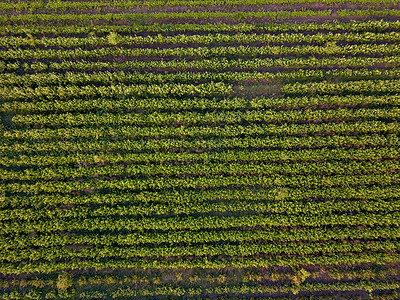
[3, 77, 400, 106]
[0, 82, 232, 103]
[9, 107, 400, 128]
[2, 278, 400, 299]
[4, 20, 400, 37]
[2, 95, 248, 114]
[3, 171, 400, 194]
[1, 248, 398, 275]
[3, 184, 399, 210]
[2, 134, 398, 156]
[283, 79, 400, 96]
[4, 225, 399, 250]
[1, 0, 396, 11]
[0, 6, 332, 17]
[1, 194, 399, 223]
[2, 279, 400, 300]
[2, 43, 400, 61]
[3, 55, 400, 76]
[1, 208, 400, 236]
[0, 145, 398, 181]
[0, 145, 397, 169]
[0, 260, 398, 289]
[5, 120, 400, 142]
[338, 9, 400, 18]
[3, 31, 400, 49]
[2, 157, 399, 185]
[1, 9, 333, 25]
[108, 281, 400, 298]
[2, 93, 399, 114]
[3, 239, 400, 265]
[3, 67, 400, 89]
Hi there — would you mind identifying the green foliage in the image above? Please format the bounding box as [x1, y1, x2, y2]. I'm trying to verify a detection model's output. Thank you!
[291, 267, 311, 286]
[1, 2, 400, 299]
[56, 272, 73, 290]
[106, 31, 120, 45]
[3, 31, 400, 49]
[3, 41, 400, 61]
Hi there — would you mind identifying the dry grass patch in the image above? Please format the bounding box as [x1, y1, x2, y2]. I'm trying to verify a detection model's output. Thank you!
[231, 79, 283, 100]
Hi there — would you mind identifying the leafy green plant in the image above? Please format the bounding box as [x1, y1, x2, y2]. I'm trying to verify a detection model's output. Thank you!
[291, 268, 311, 286]
[107, 31, 120, 45]
[56, 272, 73, 290]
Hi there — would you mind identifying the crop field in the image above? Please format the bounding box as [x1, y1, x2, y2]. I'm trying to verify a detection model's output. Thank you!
[1, 0, 400, 299]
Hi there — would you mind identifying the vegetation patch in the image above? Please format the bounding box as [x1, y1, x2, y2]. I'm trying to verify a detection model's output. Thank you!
[1, 1, 399, 299]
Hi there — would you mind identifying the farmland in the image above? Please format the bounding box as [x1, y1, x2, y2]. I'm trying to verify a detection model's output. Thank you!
[1, 0, 400, 298]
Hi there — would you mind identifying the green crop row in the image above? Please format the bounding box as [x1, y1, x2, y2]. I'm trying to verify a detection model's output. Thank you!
[4, 155, 397, 182]
[1, 193, 399, 223]
[3, 74, 400, 105]
[3, 31, 400, 49]
[3, 55, 400, 76]
[1, 96, 249, 114]
[1, 249, 399, 275]
[3, 170, 399, 194]
[4, 225, 399, 251]
[1, 155, 399, 185]
[1, 43, 399, 61]
[283, 79, 400, 96]
[111, 281, 400, 298]
[0, 0, 396, 11]
[2, 93, 399, 115]
[9, 107, 400, 129]
[338, 8, 400, 17]
[1, 276, 399, 299]
[3, 20, 399, 37]
[5, 120, 400, 142]
[1, 9, 332, 25]
[109, 280, 400, 298]
[3, 67, 400, 90]
[0, 82, 232, 102]
[3, 184, 399, 211]
[3, 238, 400, 265]
[0, 145, 398, 170]
[2, 133, 398, 156]
[2, 209, 399, 237]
